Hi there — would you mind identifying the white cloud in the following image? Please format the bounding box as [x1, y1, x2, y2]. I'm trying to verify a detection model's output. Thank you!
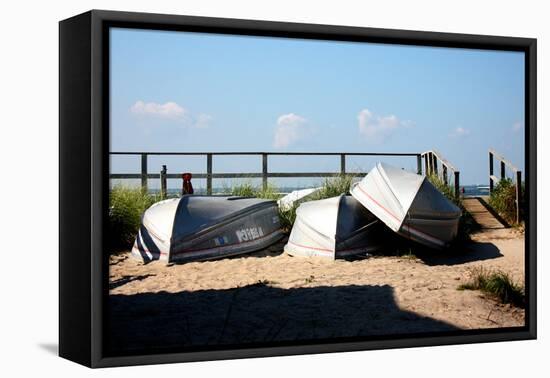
[131, 101, 187, 120]
[273, 113, 308, 148]
[130, 100, 211, 128]
[450, 127, 470, 138]
[512, 122, 523, 132]
[357, 109, 407, 141]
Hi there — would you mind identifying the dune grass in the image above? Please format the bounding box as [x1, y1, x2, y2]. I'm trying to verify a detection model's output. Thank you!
[458, 267, 525, 308]
[488, 178, 525, 225]
[278, 204, 298, 233]
[226, 181, 257, 197]
[427, 173, 480, 240]
[225, 181, 281, 200]
[109, 185, 161, 251]
[427, 173, 460, 206]
[309, 175, 355, 200]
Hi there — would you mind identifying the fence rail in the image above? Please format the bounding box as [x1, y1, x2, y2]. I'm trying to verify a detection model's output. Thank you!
[489, 148, 522, 223]
[109, 150, 451, 196]
[420, 150, 460, 198]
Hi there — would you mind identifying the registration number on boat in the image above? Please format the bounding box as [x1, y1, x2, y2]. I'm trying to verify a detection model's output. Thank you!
[236, 227, 264, 242]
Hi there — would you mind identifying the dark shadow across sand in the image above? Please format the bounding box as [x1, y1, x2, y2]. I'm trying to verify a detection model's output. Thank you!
[109, 274, 156, 290]
[415, 242, 503, 266]
[108, 283, 458, 355]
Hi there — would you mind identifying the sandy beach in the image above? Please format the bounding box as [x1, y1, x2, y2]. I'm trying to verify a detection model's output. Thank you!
[108, 227, 525, 354]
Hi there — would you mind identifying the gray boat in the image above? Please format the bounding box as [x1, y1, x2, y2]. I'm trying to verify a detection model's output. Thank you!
[132, 196, 284, 264]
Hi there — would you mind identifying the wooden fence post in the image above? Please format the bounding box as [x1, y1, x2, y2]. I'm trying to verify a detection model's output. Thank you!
[262, 153, 268, 191]
[489, 151, 494, 192]
[206, 153, 212, 195]
[140, 153, 148, 192]
[160, 165, 167, 199]
[340, 154, 346, 175]
[417, 154, 422, 175]
[424, 154, 430, 176]
[426, 153, 431, 175]
[433, 155, 438, 177]
[500, 160, 506, 181]
[516, 171, 522, 223]
[454, 171, 460, 199]
[443, 165, 448, 184]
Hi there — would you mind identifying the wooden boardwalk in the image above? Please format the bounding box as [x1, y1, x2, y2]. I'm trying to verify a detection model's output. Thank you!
[462, 197, 507, 230]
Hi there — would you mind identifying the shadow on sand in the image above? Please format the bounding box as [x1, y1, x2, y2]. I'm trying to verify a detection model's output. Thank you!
[109, 274, 156, 290]
[415, 241, 503, 266]
[108, 282, 458, 355]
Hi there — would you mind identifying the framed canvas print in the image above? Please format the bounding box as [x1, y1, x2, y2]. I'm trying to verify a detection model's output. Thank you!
[59, 10, 537, 368]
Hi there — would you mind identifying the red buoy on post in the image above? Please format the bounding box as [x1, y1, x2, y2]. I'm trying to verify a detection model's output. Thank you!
[182, 173, 194, 195]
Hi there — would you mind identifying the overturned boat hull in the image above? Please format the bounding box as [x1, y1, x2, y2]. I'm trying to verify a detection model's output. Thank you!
[351, 162, 461, 249]
[284, 195, 387, 259]
[277, 187, 321, 211]
[132, 196, 284, 263]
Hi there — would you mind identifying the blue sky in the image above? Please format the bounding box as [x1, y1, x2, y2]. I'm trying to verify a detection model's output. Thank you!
[110, 28, 525, 188]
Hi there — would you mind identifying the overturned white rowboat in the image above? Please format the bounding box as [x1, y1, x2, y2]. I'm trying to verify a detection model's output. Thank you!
[277, 187, 321, 211]
[350, 162, 461, 249]
[284, 195, 387, 259]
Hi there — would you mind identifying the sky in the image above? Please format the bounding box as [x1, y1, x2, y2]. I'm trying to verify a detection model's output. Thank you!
[110, 27, 525, 189]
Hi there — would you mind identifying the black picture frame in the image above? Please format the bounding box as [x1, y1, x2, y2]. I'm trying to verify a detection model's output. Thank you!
[59, 9, 537, 368]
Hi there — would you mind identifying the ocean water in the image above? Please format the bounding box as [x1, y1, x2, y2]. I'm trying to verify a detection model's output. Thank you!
[462, 185, 490, 197]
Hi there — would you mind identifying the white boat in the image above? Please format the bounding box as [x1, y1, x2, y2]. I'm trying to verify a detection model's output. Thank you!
[277, 187, 321, 210]
[284, 195, 387, 259]
[350, 162, 461, 249]
[132, 196, 284, 263]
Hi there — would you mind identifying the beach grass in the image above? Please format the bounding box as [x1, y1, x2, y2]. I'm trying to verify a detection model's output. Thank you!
[109, 185, 161, 251]
[458, 267, 525, 307]
[225, 181, 281, 200]
[225, 181, 257, 197]
[278, 204, 298, 233]
[427, 173, 460, 206]
[309, 174, 355, 200]
[427, 173, 480, 240]
[488, 178, 525, 225]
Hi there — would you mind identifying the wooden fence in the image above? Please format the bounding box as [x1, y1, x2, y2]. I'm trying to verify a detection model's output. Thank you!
[110, 150, 459, 197]
[420, 150, 461, 198]
[489, 148, 522, 223]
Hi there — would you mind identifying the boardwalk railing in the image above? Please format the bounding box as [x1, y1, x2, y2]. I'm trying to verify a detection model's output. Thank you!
[110, 150, 460, 197]
[489, 148, 522, 223]
[420, 150, 461, 198]
[110, 151, 427, 195]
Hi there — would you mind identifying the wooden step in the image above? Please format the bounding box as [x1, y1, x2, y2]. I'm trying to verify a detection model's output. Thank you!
[462, 197, 507, 230]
